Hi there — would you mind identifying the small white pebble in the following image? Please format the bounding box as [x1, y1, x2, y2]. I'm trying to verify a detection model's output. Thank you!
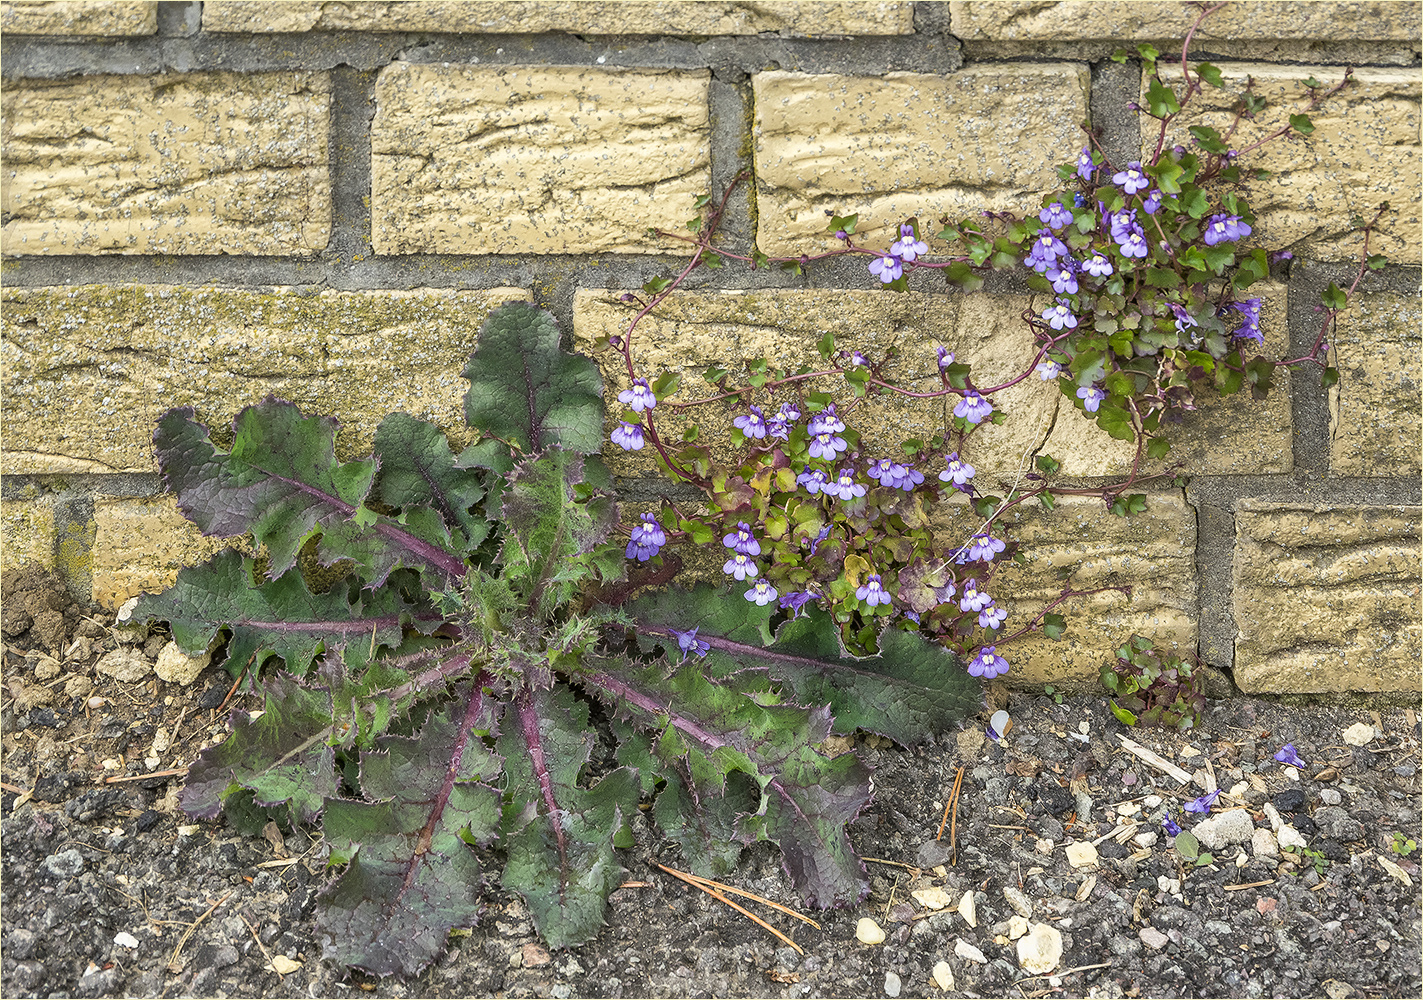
[932, 960, 955, 990]
[957, 889, 977, 927]
[856, 917, 886, 944]
[883, 971, 901, 997]
[954, 938, 987, 964]
[113, 931, 139, 949]
[1065, 841, 1099, 868]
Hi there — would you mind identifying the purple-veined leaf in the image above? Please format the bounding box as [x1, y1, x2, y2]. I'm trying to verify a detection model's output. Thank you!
[318, 679, 504, 977]
[628, 585, 981, 746]
[181, 671, 344, 824]
[497, 684, 639, 949]
[585, 657, 871, 907]
[155, 399, 467, 586]
[371, 412, 490, 556]
[132, 551, 445, 678]
[463, 303, 605, 457]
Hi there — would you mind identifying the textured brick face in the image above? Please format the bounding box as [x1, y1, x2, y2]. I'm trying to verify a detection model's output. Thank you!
[950, 1, 1423, 41]
[934, 494, 1198, 689]
[1, 286, 530, 474]
[1151, 66, 1421, 265]
[1329, 290, 1422, 476]
[752, 67, 1090, 257]
[371, 65, 711, 255]
[1, 1, 157, 34]
[1233, 502, 1421, 693]
[1, 73, 331, 256]
[203, 1, 913, 35]
[91, 495, 248, 610]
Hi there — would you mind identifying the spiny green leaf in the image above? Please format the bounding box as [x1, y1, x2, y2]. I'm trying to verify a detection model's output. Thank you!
[498, 685, 640, 949]
[133, 551, 443, 678]
[463, 303, 604, 457]
[373, 413, 489, 556]
[318, 682, 504, 976]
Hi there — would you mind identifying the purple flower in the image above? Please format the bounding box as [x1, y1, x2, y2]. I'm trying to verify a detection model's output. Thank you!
[1039, 201, 1073, 230]
[968, 646, 1010, 679]
[779, 401, 802, 422]
[896, 465, 924, 491]
[618, 378, 656, 412]
[967, 533, 1005, 563]
[1025, 230, 1069, 271]
[868, 253, 904, 283]
[1077, 385, 1106, 413]
[937, 346, 955, 370]
[807, 523, 832, 555]
[807, 431, 848, 460]
[1142, 189, 1163, 214]
[733, 405, 768, 439]
[610, 421, 645, 451]
[1108, 209, 1138, 241]
[866, 458, 897, 485]
[1162, 815, 1181, 837]
[1184, 788, 1222, 814]
[1230, 297, 1263, 344]
[1046, 263, 1079, 295]
[856, 573, 891, 607]
[807, 405, 845, 435]
[1075, 147, 1096, 180]
[745, 579, 778, 606]
[1042, 302, 1078, 331]
[779, 590, 814, 618]
[1113, 161, 1150, 195]
[959, 580, 991, 613]
[824, 467, 868, 501]
[848, 350, 869, 367]
[767, 402, 800, 441]
[723, 552, 759, 581]
[669, 626, 710, 662]
[1036, 359, 1064, 380]
[954, 392, 993, 425]
[938, 452, 975, 487]
[1273, 743, 1307, 769]
[1118, 231, 1149, 258]
[890, 224, 928, 262]
[626, 513, 666, 561]
[797, 468, 831, 495]
[978, 602, 1007, 630]
[1203, 213, 1252, 246]
[1081, 253, 1114, 278]
[722, 521, 762, 556]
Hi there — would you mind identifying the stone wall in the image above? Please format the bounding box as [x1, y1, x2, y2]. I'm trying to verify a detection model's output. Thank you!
[3, 0, 1419, 696]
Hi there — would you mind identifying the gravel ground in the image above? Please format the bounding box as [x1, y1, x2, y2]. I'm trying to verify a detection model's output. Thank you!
[3, 564, 1420, 999]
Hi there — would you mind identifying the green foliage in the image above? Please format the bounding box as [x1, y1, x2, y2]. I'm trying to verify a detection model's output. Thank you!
[1100, 636, 1206, 731]
[1172, 829, 1215, 867]
[1391, 832, 1418, 856]
[136, 302, 981, 978]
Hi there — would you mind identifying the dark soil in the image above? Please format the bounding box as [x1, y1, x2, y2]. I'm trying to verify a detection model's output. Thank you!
[3, 563, 1420, 999]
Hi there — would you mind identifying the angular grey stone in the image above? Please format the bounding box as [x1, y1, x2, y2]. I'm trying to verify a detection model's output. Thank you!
[1313, 806, 1365, 843]
[1191, 808, 1255, 851]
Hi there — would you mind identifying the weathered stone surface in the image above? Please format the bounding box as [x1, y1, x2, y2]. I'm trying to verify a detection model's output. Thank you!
[1151, 66, 1420, 265]
[1, 1, 156, 34]
[2, 285, 530, 474]
[950, 1, 1421, 41]
[1330, 290, 1421, 476]
[573, 288, 1060, 480]
[751, 66, 1089, 257]
[1233, 502, 1421, 693]
[1, 493, 56, 572]
[1041, 282, 1293, 476]
[372, 65, 710, 255]
[204, 1, 912, 35]
[91, 495, 249, 611]
[2, 73, 330, 256]
[933, 494, 1197, 690]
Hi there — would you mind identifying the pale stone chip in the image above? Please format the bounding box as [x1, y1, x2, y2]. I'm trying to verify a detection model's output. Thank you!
[1343, 722, 1376, 746]
[1065, 841, 1098, 868]
[1378, 856, 1414, 887]
[912, 887, 953, 911]
[95, 648, 152, 683]
[954, 938, 987, 964]
[154, 641, 210, 685]
[113, 932, 140, 949]
[268, 955, 301, 975]
[855, 917, 885, 944]
[957, 889, 977, 927]
[932, 960, 955, 990]
[1016, 922, 1063, 974]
